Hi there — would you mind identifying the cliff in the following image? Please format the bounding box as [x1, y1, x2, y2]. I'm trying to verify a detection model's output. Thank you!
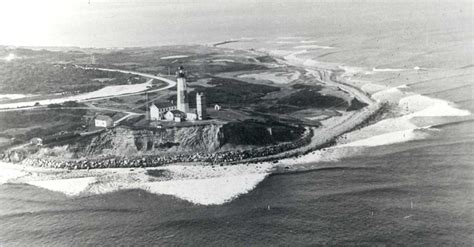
[2, 120, 306, 167]
[80, 124, 224, 157]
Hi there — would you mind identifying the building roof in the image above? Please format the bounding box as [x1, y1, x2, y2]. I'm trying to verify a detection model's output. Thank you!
[151, 102, 175, 109]
[96, 113, 124, 122]
[168, 110, 186, 117]
[95, 115, 113, 121]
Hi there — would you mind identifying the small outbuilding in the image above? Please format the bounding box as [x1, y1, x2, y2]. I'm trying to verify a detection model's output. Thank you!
[30, 137, 43, 146]
[186, 112, 198, 121]
[94, 115, 113, 128]
[164, 110, 186, 122]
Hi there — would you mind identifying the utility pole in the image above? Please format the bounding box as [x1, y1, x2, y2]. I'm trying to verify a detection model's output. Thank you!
[145, 92, 149, 121]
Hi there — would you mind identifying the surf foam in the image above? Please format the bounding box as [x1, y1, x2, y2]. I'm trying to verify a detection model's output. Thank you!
[0, 162, 28, 184]
[160, 55, 189, 60]
[26, 177, 97, 196]
[337, 128, 429, 148]
[5, 163, 273, 206]
[400, 95, 471, 117]
[294, 45, 334, 49]
[143, 174, 268, 205]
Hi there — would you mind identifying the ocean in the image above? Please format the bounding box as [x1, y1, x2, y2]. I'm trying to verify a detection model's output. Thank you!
[1, 1, 473, 245]
[1, 120, 472, 245]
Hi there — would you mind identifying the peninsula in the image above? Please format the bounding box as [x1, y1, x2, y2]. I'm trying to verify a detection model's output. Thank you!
[0, 45, 377, 169]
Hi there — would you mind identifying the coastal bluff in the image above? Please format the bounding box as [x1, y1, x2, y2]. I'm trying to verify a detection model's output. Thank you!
[2, 121, 309, 169]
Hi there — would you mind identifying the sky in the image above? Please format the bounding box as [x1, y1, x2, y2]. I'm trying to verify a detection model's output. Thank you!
[0, 0, 289, 47]
[0, 0, 471, 48]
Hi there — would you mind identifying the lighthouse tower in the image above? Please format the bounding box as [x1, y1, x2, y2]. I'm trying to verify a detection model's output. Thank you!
[176, 66, 189, 112]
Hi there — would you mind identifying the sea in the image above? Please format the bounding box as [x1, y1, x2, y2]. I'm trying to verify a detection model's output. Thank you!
[1, 1, 473, 246]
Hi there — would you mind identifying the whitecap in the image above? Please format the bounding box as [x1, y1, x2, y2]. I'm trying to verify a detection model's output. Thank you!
[143, 174, 268, 205]
[26, 177, 97, 196]
[337, 128, 428, 148]
[400, 95, 471, 117]
[294, 45, 334, 49]
[300, 40, 319, 44]
[372, 68, 406, 72]
[160, 55, 189, 60]
[0, 162, 28, 184]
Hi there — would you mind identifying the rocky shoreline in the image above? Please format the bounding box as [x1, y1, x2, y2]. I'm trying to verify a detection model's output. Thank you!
[4, 128, 313, 169]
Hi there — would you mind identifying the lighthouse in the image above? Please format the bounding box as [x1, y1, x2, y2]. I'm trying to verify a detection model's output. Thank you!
[176, 66, 189, 112]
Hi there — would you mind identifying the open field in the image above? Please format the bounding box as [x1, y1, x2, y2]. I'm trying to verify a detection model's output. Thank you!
[0, 108, 86, 144]
[0, 55, 146, 96]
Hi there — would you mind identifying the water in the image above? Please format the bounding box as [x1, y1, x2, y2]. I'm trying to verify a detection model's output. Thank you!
[1, 120, 472, 245]
[1, 1, 473, 245]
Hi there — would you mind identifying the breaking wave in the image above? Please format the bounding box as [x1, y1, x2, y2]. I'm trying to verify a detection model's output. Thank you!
[2, 163, 273, 206]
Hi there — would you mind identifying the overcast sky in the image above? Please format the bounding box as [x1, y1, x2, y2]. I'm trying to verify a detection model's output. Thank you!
[0, 0, 470, 47]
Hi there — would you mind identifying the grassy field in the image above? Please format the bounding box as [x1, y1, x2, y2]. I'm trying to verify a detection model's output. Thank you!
[0, 62, 146, 95]
[221, 119, 304, 146]
[92, 46, 267, 78]
[188, 77, 280, 106]
[0, 108, 86, 146]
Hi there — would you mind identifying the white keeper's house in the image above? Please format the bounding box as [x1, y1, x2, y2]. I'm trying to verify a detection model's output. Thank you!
[149, 102, 177, 121]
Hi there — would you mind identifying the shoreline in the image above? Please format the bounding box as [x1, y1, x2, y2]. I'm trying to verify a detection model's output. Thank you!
[232, 61, 382, 164]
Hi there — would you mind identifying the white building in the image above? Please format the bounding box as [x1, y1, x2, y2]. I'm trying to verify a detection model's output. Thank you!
[186, 112, 198, 121]
[30, 137, 43, 146]
[95, 115, 113, 128]
[149, 102, 177, 120]
[164, 110, 186, 122]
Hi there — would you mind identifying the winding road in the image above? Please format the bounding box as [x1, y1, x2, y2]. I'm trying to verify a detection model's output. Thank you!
[0, 68, 176, 111]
